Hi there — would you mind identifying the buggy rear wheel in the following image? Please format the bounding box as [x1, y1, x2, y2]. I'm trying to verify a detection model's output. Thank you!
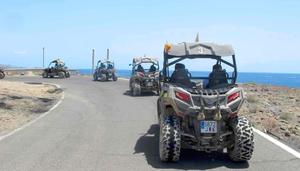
[0, 71, 5, 79]
[132, 83, 141, 96]
[100, 74, 106, 81]
[228, 116, 254, 162]
[93, 73, 98, 81]
[159, 115, 181, 162]
[112, 73, 118, 81]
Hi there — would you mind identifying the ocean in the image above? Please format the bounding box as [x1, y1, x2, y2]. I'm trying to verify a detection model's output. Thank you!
[78, 69, 300, 88]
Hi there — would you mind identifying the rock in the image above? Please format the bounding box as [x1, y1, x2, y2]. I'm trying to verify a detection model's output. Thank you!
[269, 106, 282, 116]
[259, 110, 264, 113]
[280, 127, 286, 131]
[285, 131, 291, 137]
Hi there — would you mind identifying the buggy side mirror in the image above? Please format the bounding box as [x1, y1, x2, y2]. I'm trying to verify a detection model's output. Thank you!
[129, 64, 132, 66]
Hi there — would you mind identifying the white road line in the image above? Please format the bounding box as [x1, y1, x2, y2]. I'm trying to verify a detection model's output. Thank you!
[118, 78, 129, 81]
[0, 83, 65, 142]
[253, 128, 300, 158]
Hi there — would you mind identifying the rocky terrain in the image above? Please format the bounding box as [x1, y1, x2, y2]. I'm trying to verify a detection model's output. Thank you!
[240, 83, 300, 149]
[0, 80, 62, 135]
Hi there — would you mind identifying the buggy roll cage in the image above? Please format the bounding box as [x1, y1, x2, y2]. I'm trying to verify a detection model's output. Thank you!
[96, 60, 115, 68]
[130, 57, 159, 75]
[162, 42, 238, 84]
[48, 59, 65, 68]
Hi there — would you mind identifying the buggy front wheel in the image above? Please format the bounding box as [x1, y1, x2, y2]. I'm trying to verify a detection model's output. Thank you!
[0, 71, 5, 79]
[65, 72, 70, 78]
[58, 72, 65, 79]
[42, 72, 48, 78]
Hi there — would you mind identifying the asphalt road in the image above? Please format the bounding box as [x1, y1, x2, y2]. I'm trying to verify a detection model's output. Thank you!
[0, 76, 299, 171]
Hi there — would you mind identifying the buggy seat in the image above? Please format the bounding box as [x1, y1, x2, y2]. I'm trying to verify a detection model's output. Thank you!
[207, 64, 228, 88]
[170, 63, 192, 87]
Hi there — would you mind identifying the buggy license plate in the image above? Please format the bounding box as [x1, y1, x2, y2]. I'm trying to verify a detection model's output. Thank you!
[200, 121, 217, 133]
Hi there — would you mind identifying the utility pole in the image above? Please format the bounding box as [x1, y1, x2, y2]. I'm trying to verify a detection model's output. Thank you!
[92, 49, 95, 75]
[42, 47, 45, 68]
[107, 48, 109, 61]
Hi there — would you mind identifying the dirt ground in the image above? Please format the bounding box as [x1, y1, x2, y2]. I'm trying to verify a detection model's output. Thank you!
[240, 83, 300, 149]
[0, 80, 63, 135]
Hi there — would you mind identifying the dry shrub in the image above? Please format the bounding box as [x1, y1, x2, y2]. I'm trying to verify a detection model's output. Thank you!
[262, 117, 277, 132]
[248, 104, 257, 113]
[247, 94, 258, 103]
[280, 112, 294, 121]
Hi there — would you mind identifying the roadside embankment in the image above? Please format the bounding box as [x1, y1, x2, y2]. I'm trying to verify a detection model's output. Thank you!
[240, 83, 300, 149]
[3, 68, 79, 77]
[0, 80, 63, 135]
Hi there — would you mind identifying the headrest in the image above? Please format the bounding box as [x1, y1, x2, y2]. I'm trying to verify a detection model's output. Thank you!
[213, 64, 222, 70]
[175, 63, 185, 70]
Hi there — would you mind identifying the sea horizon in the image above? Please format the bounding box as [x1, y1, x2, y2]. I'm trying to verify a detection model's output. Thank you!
[77, 69, 300, 88]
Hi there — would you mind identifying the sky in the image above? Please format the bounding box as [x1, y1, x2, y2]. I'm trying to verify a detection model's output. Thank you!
[0, 0, 300, 73]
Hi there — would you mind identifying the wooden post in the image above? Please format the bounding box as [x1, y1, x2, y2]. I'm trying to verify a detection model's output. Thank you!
[92, 49, 95, 75]
[107, 49, 109, 61]
[42, 47, 45, 68]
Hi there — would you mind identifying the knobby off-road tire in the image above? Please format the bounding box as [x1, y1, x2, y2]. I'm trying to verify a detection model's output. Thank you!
[0, 71, 5, 79]
[65, 72, 70, 78]
[42, 72, 48, 78]
[93, 73, 98, 81]
[112, 73, 118, 81]
[157, 99, 161, 124]
[58, 72, 65, 79]
[228, 116, 254, 162]
[159, 115, 181, 162]
[132, 83, 141, 96]
[100, 74, 106, 81]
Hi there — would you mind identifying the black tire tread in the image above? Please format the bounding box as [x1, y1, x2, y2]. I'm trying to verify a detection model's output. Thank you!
[159, 115, 181, 162]
[229, 116, 254, 162]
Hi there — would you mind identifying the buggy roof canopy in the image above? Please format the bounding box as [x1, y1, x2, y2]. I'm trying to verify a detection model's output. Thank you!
[133, 57, 158, 64]
[165, 42, 235, 58]
[99, 60, 114, 64]
[51, 59, 65, 65]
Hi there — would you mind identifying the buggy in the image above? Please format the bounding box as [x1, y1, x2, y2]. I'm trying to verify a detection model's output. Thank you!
[93, 60, 117, 81]
[129, 57, 159, 96]
[157, 41, 254, 162]
[0, 69, 5, 79]
[42, 59, 70, 78]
